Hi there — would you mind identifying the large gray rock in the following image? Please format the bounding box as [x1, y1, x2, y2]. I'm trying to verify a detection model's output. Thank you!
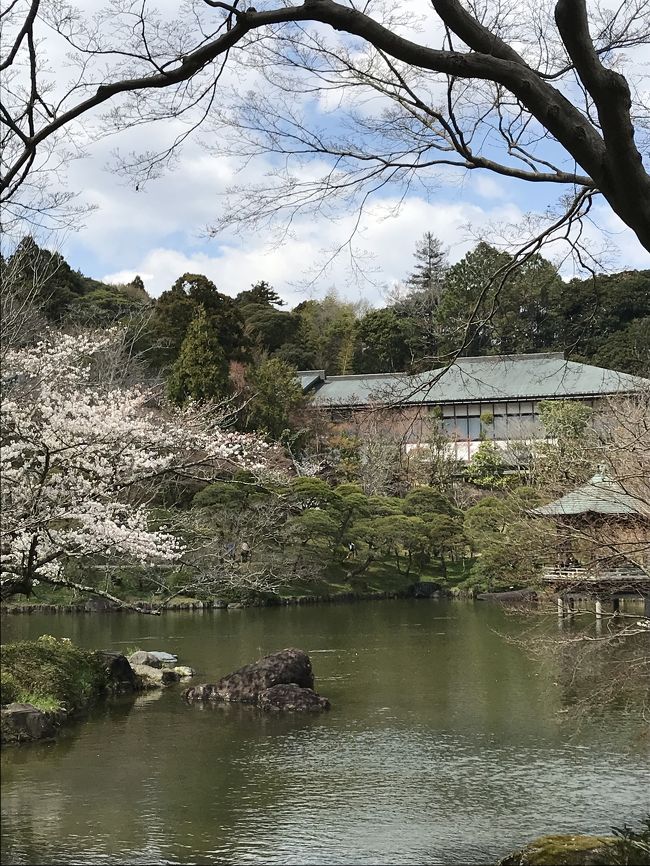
[147, 651, 178, 666]
[258, 684, 330, 712]
[1, 703, 65, 744]
[184, 648, 314, 704]
[132, 664, 180, 688]
[127, 651, 163, 668]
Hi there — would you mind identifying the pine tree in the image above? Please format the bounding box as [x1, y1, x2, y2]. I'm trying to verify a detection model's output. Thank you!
[167, 306, 231, 405]
[390, 233, 448, 363]
[405, 232, 447, 297]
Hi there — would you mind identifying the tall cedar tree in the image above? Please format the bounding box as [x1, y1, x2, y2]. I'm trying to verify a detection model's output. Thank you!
[167, 307, 231, 405]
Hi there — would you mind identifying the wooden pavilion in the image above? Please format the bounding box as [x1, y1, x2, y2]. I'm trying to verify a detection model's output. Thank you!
[531, 472, 650, 618]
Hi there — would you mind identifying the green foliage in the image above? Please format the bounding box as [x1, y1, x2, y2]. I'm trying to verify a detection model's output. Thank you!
[167, 306, 231, 404]
[355, 308, 416, 373]
[150, 273, 246, 371]
[5, 237, 151, 324]
[591, 317, 650, 377]
[192, 480, 269, 509]
[241, 358, 306, 438]
[538, 399, 593, 438]
[465, 441, 510, 489]
[0, 636, 106, 712]
[402, 486, 457, 518]
[561, 270, 650, 375]
[436, 243, 564, 357]
[284, 293, 361, 374]
[236, 280, 284, 308]
[405, 232, 447, 294]
[289, 477, 342, 510]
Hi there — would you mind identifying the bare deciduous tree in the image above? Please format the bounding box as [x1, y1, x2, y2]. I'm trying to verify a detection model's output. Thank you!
[1, 0, 649, 253]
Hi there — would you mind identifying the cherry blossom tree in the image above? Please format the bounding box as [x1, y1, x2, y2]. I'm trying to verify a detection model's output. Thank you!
[0, 330, 270, 609]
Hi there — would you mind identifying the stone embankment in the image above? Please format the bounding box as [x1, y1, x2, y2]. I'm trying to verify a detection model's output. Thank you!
[1, 583, 448, 615]
[184, 648, 331, 712]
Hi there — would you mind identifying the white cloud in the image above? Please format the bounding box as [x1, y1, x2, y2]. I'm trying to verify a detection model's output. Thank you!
[102, 195, 524, 304]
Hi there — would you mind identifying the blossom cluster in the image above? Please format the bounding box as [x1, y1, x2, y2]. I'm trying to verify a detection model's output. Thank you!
[1, 331, 269, 584]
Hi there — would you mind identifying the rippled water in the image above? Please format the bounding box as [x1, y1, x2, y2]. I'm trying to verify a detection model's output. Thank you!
[1, 600, 648, 865]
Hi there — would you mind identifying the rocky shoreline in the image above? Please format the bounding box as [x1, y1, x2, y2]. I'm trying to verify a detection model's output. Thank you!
[1, 641, 194, 745]
[1, 642, 331, 745]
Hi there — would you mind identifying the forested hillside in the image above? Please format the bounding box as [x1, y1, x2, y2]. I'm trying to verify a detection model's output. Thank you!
[6, 236, 649, 398]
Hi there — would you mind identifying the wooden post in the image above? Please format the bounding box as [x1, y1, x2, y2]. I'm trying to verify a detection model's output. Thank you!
[557, 596, 564, 617]
[595, 598, 602, 619]
[567, 596, 575, 619]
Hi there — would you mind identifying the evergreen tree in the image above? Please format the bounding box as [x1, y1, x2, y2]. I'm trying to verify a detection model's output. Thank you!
[167, 307, 231, 405]
[242, 358, 306, 439]
[436, 243, 563, 357]
[236, 280, 285, 308]
[405, 232, 447, 296]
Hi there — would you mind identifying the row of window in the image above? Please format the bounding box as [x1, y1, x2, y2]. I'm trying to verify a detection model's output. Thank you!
[441, 415, 543, 441]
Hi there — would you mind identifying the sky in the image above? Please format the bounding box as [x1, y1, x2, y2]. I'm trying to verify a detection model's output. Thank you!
[13, 0, 650, 306]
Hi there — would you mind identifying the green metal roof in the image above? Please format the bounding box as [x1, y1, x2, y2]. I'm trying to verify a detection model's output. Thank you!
[299, 354, 649, 407]
[532, 474, 650, 517]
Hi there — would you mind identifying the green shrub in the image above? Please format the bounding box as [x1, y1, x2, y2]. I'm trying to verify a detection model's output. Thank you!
[0, 635, 107, 712]
[0, 672, 19, 705]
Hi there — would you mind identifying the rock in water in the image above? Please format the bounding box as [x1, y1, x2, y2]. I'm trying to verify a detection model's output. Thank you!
[498, 834, 617, 865]
[172, 666, 194, 678]
[97, 651, 138, 693]
[132, 664, 180, 688]
[147, 651, 178, 666]
[184, 648, 321, 705]
[215, 647, 314, 702]
[127, 651, 163, 668]
[258, 684, 330, 712]
[1, 703, 64, 744]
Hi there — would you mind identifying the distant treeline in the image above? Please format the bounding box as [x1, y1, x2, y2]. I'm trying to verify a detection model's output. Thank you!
[6, 235, 649, 391]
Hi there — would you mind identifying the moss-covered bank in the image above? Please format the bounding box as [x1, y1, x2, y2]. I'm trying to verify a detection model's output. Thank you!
[498, 826, 650, 866]
[0, 635, 138, 744]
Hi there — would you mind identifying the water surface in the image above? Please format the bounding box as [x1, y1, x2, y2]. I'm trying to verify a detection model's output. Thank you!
[1, 600, 648, 864]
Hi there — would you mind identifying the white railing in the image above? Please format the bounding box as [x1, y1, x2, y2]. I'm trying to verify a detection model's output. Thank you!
[542, 566, 649, 583]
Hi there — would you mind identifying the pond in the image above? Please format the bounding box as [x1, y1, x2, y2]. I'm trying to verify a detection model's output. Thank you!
[1, 600, 648, 865]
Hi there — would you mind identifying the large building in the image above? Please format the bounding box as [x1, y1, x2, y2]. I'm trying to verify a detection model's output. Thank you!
[298, 352, 650, 461]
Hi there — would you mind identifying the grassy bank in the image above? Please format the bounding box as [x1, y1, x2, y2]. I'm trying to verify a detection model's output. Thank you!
[0, 635, 107, 713]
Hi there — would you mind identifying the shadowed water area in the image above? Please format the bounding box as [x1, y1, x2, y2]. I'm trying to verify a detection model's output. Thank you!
[1, 600, 648, 865]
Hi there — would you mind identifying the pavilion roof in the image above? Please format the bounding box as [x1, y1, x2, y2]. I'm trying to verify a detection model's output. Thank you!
[531, 473, 650, 517]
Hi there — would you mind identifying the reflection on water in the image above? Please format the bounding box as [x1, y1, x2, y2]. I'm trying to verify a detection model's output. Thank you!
[1, 600, 648, 865]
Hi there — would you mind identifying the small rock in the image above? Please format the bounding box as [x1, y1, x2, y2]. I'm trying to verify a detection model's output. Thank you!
[258, 684, 330, 712]
[173, 666, 194, 678]
[132, 664, 179, 687]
